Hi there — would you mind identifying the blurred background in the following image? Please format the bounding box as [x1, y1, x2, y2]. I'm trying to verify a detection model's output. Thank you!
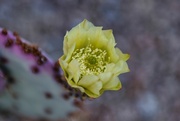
[0, 0, 180, 121]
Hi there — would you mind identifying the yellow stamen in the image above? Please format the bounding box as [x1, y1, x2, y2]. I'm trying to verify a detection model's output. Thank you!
[72, 44, 109, 75]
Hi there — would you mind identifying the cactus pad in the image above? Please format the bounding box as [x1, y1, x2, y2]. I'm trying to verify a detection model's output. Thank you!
[0, 28, 83, 120]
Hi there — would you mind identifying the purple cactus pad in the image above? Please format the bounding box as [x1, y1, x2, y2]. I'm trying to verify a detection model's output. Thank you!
[0, 27, 84, 120]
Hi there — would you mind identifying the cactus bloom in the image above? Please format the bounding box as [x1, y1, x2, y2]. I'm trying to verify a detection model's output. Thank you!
[59, 20, 130, 98]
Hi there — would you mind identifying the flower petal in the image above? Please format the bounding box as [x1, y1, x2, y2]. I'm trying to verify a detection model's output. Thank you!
[113, 60, 130, 76]
[64, 20, 94, 50]
[103, 30, 115, 43]
[105, 61, 129, 76]
[78, 75, 103, 98]
[108, 47, 119, 63]
[67, 59, 81, 84]
[59, 55, 68, 69]
[79, 19, 94, 30]
[105, 63, 115, 72]
[78, 75, 99, 87]
[115, 48, 130, 61]
[87, 27, 115, 51]
[84, 81, 102, 98]
[67, 79, 85, 92]
[64, 42, 76, 62]
[103, 76, 121, 90]
[98, 72, 112, 85]
[59, 56, 69, 77]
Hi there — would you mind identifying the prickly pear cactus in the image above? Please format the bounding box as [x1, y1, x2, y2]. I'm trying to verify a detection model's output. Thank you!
[0, 70, 6, 93]
[0, 28, 83, 120]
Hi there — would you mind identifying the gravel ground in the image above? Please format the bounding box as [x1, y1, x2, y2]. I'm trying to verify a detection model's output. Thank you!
[0, 0, 180, 121]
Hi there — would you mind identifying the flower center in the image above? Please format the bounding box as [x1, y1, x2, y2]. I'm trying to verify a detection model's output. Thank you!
[72, 44, 109, 75]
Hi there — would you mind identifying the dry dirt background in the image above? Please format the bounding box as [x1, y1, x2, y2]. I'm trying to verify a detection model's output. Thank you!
[0, 0, 180, 121]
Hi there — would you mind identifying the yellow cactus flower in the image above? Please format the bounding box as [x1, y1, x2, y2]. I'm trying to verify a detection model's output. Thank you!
[59, 19, 130, 98]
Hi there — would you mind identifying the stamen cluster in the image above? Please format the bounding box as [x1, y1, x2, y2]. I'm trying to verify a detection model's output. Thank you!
[72, 44, 109, 75]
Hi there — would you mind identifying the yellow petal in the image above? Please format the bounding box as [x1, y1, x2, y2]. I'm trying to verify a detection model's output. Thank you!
[84, 81, 102, 98]
[64, 29, 83, 52]
[67, 59, 81, 84]
[105, 63, 115, 72]
[59, 55, 68, 69]
[98, 72, 112, 85]
[102, 30, 119, 63]
[108, 47, 119, 63]
[64, 43, 76, 62]
[63, 32, 76, 56]
[78, 75, 99, 87]
[59, 56, 69, 77]
[63, 32, 69, 55]
[67, 79, 85, 92]
[87, 27, 116, 52]
[103, 30, 114, 40]
[79, 19, 94, 30]
[103, 76, 121, 90]
[87, 27, 105, 47]
[88, 26, 103, 37]
[115, 48, 130, 61]
[78, 75, 103, 98]
[113, 60, 130, 76]
[64, 19, 94, 50]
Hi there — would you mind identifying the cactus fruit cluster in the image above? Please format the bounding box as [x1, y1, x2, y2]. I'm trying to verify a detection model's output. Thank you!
[0, 28, 83, 120]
